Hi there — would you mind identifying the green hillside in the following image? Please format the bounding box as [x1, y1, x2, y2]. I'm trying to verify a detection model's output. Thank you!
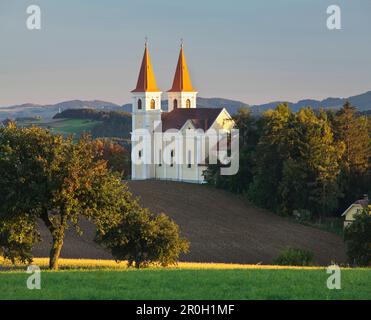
[16, 118, 101, 137]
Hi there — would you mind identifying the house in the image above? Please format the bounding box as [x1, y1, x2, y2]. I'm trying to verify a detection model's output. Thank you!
[341, 194, 370, 227]
[130, 42, 235, 183]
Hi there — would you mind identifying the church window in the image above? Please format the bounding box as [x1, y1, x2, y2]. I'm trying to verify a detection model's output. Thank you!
[159, 149, 162, 167]
[174, 99, 178, 109]
[138, 150, 142, 159]
[186, 99, 191, 108]
[170, 149, 174, 167]
[150, 99, 156, 109]
[137, 99, 142, 110]
[188, 150, 192, 168]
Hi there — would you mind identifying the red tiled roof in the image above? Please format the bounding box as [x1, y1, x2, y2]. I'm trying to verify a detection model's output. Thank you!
[161, 108, 223, 132]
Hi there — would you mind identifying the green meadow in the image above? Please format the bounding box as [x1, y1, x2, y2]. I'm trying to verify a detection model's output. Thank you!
[17, 118, 100, 137]
[0, 268, 370, 300]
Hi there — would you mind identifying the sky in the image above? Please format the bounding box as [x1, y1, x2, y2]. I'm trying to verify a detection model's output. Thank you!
[0, 0, 371, 107]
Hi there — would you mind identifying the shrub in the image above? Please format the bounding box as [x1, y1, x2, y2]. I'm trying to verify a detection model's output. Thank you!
[96, 205, 189, 268]
[293, 209, 312, 222]
[274, 247, 314, 266]
[344, 209, 371, 267]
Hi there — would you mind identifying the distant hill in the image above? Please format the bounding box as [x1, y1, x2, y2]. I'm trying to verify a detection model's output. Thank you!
[122, 97, 249, 114]
[0, 100, 122, 120]
[250, 91, 371, 114]
[2, 90, 371, 120]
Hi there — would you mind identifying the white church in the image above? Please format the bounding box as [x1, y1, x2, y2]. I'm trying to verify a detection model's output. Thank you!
[131, 43, 235, 183]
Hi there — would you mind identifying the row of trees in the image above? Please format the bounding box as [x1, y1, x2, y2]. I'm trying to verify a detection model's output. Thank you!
[0, 124, 188, 269]
[206, 102, 370, 219]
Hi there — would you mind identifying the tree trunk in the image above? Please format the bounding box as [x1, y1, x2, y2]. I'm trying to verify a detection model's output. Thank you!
[41, 209, 66, 271]
[49, 238, 63, 270]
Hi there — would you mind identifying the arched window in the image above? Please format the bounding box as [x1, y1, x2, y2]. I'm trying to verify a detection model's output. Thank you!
[186, 99, 191, 108]
[170, 150, 174, 167]
[150, 99, 156, 109]
[137, 99, 142, 110]
[173, 99, 178, 109]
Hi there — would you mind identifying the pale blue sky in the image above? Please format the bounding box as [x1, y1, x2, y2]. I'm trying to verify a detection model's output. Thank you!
[0, 0, 370, 107]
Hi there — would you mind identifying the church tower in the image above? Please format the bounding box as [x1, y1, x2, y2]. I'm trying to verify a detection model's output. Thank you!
[131, 42, 162, 179]
[167, 43, 197, 112]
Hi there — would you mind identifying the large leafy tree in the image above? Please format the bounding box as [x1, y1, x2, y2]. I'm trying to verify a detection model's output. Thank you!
[248, 105, 343, 218]
[278, 108, 343, 218]
[248, 103, 294, 211]
[333, 102, 370, 208]
[0, 125, 131, 269]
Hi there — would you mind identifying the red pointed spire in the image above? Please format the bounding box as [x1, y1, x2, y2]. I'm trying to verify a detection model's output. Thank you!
[168, 44, 196, 92]
[132, 43, 160, 92]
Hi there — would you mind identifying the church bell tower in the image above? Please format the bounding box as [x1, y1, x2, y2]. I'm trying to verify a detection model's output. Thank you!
[131, 42, 162, 179]
[167, 43, 197, 112]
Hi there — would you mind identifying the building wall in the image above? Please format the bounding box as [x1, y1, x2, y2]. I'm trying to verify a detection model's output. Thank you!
[167, 92, 197, 112]
[344, 205, 364, 227]
[131, 92, 162, 180]
[210, 109, 235, 131]
[132, 107, 235, 183]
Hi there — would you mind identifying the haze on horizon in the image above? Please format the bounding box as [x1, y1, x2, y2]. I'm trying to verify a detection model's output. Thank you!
[0, 0, 370, 107]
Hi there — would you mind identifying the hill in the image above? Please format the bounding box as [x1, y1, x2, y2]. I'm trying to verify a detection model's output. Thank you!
[53, 108, 132, 140]
[2, 90, 371, 121]
[250, 91, 371, 113]
[33, 180, 347, 265]
[121, 97, 249, 114]
[0, 100, 122, 120]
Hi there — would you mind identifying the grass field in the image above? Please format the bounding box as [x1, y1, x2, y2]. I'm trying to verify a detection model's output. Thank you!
[0, 259, 370, 300]
[17, 118, 100, 137]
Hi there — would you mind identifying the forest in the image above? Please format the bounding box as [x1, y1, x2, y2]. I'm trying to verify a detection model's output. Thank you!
[205, 102, 370, 221]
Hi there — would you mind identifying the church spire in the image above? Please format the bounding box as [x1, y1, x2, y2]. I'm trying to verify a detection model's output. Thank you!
[132, 42, 160, 92]
[168, 43, 196, 92]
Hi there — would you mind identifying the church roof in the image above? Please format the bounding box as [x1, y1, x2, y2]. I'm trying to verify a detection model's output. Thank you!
[132, 44, 160, 93]
[161, 108, 223, 132]
[168, 45, 196, 92]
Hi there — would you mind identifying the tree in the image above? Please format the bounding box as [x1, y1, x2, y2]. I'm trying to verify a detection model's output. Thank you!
[0, 125, 132, 269]
[248, 103, 294, 211]
[334, 102, 370, 209]
[96, 203, 189, 269]
[344, 209, 371, 266]
[279, 108, 343, 218]
[204, 108, 259, 193]
[95, 138, 130, 178]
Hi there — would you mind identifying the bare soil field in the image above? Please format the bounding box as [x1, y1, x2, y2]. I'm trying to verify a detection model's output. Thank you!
[33, 180, 347, 265]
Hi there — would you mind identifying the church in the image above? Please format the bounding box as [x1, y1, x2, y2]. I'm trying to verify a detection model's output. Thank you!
[131, 42, 235, 183]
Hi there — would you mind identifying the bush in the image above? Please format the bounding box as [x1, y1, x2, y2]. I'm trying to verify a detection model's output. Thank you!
[274, 247, 314, 266]
[344, 209, 371, 267]
[96, 205, 189, 268]
[293, 209, 312, 222]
